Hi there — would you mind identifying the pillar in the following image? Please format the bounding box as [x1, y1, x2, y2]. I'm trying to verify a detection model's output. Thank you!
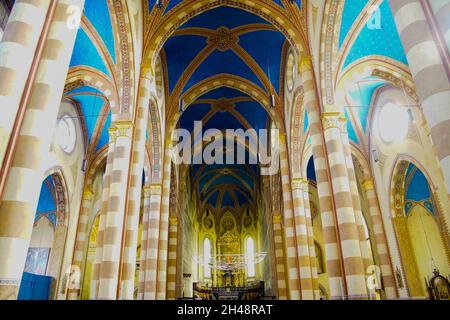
[321, 112, 368, 300]
[300, 58, 345, 299]
[91, 127, 117, 299]
[0, 0, 85, 299]
[301, 178, 320, 299]
[68, 187, 94, 300]
[119, 67, 151, 299]
[291, 178, 314, 299]
[98, 121, 134, 300]
[389, 0, 450, 195]
[273, 212, 288, 299]
[279, 134, 301, 300]
[143, 184, 162, 299]
[0, 0, 52, 168]
[137, 185, 150, 299]
[166, 216, 178, 300]
[339, 117, 372, 273]
[362, 178, 397, 299]
[155, 145, 172, 299]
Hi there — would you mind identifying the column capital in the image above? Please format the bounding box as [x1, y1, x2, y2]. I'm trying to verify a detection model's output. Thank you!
[273, 212, 282, 224]
[114, 121, 134, 138]
[299, 55, 313, 73]
[321, 112, 344, 130]
[292, 178, 308, 190]
[108, 127, 118, 143]
[362, 178, 375, 191]
[149, 184, 162, 195]
[169, 216, 178, 226]
[83, 187, 94, 200]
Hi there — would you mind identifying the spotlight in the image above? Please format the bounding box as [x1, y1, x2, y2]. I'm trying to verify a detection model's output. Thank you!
[178, 98, 184, 113]
[156, 0, 164, 9]
[81, 159, 87, 172]
[372, 149, 379, 163]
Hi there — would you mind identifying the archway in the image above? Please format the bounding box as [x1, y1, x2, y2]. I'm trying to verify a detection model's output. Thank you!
[18, 172, 68, 300]
[391, 160, 450, 298]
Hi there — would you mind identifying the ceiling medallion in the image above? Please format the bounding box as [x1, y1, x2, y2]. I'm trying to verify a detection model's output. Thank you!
[208, 27, 238, 52]
[213, 98, 234, 113]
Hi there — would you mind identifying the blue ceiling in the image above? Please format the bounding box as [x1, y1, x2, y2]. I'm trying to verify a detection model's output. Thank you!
[338, 0, 409, 146]
[162, 6, 286, 95]
[35, 177, 57, 228]
[404, 163, 435, 216]
[66, 0, 116, 155]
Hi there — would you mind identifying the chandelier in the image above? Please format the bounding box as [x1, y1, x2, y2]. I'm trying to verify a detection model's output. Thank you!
[193, 253, 267, 271]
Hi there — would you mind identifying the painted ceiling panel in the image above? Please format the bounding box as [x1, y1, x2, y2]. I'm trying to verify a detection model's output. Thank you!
[206, 189, 219, 206]
[307, 157, 316, 182]
[163, 0, 183, 13]
[163, 35, 209, 94]
[234, 101, 268, 131]
[83, 0, 116, 62]
[66, 85, 102, 96]
[347, 79, 384, 132]
[179, 104, 212, 132]
[183, 50, 265, 93]
[342, 0, 407, 69]
[95, 110, 112, 152]
[202, 111, 244, 132]
[70, 28, 112, 78]
[344, 109, 360, 144]
[221, 191, 234, 207]
[198, 87, 249, 100]
[71, 94, 105, 143]
[405, 163, 434, 215]
[36, 177, 56, 213]
[179, 6, 269, 30]
[238, 30, 285, 93]
[303, 110, 309, 133]
[339, 0, 368, 48]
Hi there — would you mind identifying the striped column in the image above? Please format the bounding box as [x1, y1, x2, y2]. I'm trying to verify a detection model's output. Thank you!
[98, 121, 134, 300]
[389, 0, 450, 195]
[0, 0, 51, 166]
[362, 179, 397, 299]
[273, 212, 288, 300]
[68, 187, 94, 300]
[339, 118, 372, 272]
[291, 178, 313, 300]
[166, 217, 178, 300]
[137, 185, 151, 299]
[301, 179, 320, 299]
[301, 58, 344, 299]
[92, 128, 117, 299]
[143, 184, 162, 299]
[0, 0, 85, 300]
[322, 112, 368, 300]
[279, 134, 301, 300]
[120, 68, 151, 300]
[429, 0, 450, 51]
[155, 144, 172, 299]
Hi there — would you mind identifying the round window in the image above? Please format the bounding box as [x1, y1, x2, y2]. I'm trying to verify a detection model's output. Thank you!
[56, 115, 76, 153]
[378, 102, 409, 144]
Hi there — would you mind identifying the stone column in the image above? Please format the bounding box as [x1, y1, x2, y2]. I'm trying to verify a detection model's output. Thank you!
[291, 178, 313, 299]
[166, 217, 178, 300]
[389, 0, 450, 195]
[300, 58, 344, 299]
[91, 128, 117, 299]
[143, 184, 162, 299]
[0, 0, 51, 167]
[361, 179, 397, 299]
[137, 185, 151, 299]
[321, 112, 368, 300]
[155, 144, 172, 299]
[68, 187, 94, 300]
[0, 0, 85, 300]
[300, 178, 320, 299]
[98, 121, 134, 300]
[273, 212, 288, 300]
[279, 134, 301, 300]
[428, 0, 450, 51]
[339, 117, 372, 273]
[120, 67, 151, 300]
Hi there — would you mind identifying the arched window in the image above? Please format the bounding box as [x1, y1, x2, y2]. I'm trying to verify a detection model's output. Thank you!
[204, 238, 211, 279]
[246, 237, 255, 278]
